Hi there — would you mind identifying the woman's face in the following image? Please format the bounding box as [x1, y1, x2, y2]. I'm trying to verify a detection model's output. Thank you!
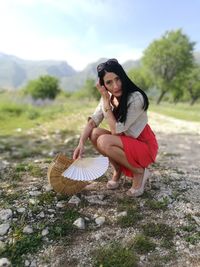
[103, 72, 122, 98]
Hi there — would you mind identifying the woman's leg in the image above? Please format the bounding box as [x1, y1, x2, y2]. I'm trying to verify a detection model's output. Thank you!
[96, 134, 147, 190]
[89, 128, 121, 182]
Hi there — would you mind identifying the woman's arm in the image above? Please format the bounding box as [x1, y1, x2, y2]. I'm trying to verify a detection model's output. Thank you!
[73, 119, 96, 159]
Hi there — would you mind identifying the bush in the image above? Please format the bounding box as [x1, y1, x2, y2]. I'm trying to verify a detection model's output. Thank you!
[24, 75, 61, 100]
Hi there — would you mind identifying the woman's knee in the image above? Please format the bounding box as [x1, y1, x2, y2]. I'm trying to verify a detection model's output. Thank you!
[90, 128, 110, 144]
[89, 128, 101, 143]
[96, 134, 111, 153]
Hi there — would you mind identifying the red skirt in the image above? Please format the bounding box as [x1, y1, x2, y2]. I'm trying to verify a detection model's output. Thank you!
[120, 124, 158, 178]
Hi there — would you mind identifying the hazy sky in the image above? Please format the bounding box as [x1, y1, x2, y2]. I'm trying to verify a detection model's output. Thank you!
[0, 0, 199, 70]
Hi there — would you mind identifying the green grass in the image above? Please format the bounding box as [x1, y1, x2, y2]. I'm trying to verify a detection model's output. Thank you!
[149, 101, 200, 122]
[0, 92, 97, 136]
[92, 242, 138, 267]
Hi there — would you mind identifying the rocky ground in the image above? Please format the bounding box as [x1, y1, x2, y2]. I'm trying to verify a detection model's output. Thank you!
[0, 112, 200, 267]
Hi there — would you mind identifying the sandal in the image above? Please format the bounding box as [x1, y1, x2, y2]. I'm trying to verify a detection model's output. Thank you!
[106, 180, 120, 189]
[126, 168, 150, 197]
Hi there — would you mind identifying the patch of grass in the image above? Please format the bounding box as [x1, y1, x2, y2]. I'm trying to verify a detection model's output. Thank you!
[117, 207, 143, 227]
[26, 163, 44, 177]
[145, 198, 169, 211]
[1, 234, 43, 266]
[185, 232, 200, 245]
[92, 242, 138, 267]
[48, 208, 80, 240]
[37, 191, 55, 205]
[132, 234, 156, 254]
[150, 102, 200, 122]
[142, 222, 174, 241]
[15, 163, 28, 172]
[117, 196, 137, 211]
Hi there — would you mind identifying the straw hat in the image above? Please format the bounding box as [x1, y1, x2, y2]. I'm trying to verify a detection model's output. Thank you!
[47, 153, 89, 195]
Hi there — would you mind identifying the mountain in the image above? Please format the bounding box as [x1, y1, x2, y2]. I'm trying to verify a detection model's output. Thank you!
[0, 53, 140, 91]
[0, 53, 76, 90]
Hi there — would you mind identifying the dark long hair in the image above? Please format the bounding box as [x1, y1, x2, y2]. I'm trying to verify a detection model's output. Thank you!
[97, 60, 149, 123]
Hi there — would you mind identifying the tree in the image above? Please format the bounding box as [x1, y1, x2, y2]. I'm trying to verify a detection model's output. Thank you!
[73, 79, 100, 100]
[142, 29, 195, 104]
[128, 67, 153, 92]
[183, 65, 200, 105]
[25, 75, 60, 100]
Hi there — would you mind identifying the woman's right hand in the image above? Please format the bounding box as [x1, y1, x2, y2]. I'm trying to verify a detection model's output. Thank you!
[73, 144, 84, 160]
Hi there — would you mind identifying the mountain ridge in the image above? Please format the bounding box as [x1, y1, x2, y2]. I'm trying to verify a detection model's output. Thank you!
[0, 53, 139, 91]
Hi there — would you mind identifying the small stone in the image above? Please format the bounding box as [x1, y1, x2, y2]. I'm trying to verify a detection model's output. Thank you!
[56, 201, 66, 208]
[29, 191, 41, 197]
[0, 258, 11, 267]
[17, 208, 26, 213]
[29, 199, 39, 205]
[68, 195, 81, 206]
[73, 218, 85, 230]
[23, 225, 33, 234]
[43, 184, 52, 192]
[42, 228, 49, 236]
[117, 211, 127, 217]
[0, 209, 12, 221]
[95, 216, 105, 226]
[37, 211, 45, 218]
[0, 223, 10, 236]
[25, 260, 30, 266]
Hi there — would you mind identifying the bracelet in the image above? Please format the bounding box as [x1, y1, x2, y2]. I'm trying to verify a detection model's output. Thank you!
[105, 107, 112, 112]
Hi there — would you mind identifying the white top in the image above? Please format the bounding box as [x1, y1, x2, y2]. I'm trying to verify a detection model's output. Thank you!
[89, 91, 148, 138]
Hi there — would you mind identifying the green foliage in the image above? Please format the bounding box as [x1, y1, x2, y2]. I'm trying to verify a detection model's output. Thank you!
[142, 223, 174, 240]
[128, 67, 153, 91]
[92, 242, 138, 267]
[117, 207, 143, 227]
[132, 234, 156, 253]
[24, 75, 61, 100]
[1, 234, 43, 266]
[142, 29, 195, 104]
[145, 198, 169, 210]
[73, 79, 100, 100]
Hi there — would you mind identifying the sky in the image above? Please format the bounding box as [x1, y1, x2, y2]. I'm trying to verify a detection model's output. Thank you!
[0, 0, 199, 70]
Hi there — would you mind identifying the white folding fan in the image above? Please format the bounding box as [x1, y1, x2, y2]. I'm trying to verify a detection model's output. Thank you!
[62, 156, 109, 181]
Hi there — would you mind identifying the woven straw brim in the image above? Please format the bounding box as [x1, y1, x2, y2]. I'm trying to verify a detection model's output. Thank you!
[47, 154, 89, 195]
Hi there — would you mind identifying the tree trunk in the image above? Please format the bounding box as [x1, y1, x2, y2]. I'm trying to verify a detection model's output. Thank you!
[156, 91, 166, 104]
[190, 97, 198, 105]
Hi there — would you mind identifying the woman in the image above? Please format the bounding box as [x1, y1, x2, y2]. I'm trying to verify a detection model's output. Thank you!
[73, 59, 158, 197]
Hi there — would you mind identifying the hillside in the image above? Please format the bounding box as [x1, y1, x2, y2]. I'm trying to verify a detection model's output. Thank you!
[0, 53, 139, 91]
[0, 53, 76, 90]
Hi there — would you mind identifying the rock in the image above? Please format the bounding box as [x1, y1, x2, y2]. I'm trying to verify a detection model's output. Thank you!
[25, 260, 30, 266]
[42, 228, 49, 236]
[73, 218, 85, 230]
[0, 224, 10, 236]
[95, 216, 105, 226]
[29, 191, 41, 197]
[84, 195, 107, 205]
[68, 195, 81, 206]
[0, 258, 11, 267]
[17, 208, 26, 213]
[0, 209, 12, 221]
[116, 211, 127, 217]
[56, 201, 66, 208]
[23, 225, 33, 234]
[37, 211, 45, 218]
[29, 199, 39, 205]
[43, 184, 53, 192]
